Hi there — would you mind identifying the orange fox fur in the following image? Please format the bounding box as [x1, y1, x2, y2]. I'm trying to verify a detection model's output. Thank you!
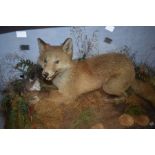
[37, 38, 155, 105]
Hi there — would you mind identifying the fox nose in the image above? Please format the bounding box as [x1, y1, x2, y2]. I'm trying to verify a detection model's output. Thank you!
[42, 72, 49, 78]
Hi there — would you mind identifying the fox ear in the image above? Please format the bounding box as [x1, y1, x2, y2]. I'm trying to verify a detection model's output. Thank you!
[62, 38, 73, 56]
[37, 38, 48, 52]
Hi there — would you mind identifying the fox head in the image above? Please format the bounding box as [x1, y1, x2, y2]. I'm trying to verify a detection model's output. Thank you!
[37, 38, 73, 80]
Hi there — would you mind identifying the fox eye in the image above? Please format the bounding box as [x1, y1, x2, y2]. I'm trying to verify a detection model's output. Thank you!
[55, 60, 59, 64]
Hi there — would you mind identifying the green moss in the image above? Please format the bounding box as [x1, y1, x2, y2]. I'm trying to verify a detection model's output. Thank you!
[71, 108, 95, 128]
[1, 95, 12, 112]
[2, 95, 31, 129]
[125, 105, 145, 116]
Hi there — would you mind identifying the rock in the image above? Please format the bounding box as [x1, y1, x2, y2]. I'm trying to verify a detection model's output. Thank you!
[119, 114, 134, 127]
[29, 95, 40, 104]
[91, 123, 104, 129]
[149, 121, 155, 127]
[25, 78, 41, 92]
[29, 79, 41, 91]
[134, 115, 150, 126]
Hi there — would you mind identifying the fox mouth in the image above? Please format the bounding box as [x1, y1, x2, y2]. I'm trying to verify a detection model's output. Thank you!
[42, 71, 59, 81]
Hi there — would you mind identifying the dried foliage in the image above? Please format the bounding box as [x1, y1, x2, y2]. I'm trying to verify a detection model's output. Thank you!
[70, 27, 99, 59]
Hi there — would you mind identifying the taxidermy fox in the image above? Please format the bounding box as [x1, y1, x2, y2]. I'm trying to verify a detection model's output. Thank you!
[37, 38, 155, 105]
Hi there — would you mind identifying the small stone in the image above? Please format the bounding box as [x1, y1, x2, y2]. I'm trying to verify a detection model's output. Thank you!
[29, 95, 40, 104]
[134, 115, 150, 126]
[91, 123, 104, 129]
[29, 79, 41, 91]
[149, 121, 155, 127]
[119, 114, 134, 127]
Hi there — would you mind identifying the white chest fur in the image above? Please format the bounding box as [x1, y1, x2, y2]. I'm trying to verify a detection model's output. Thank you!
[53, 70, 71, 89]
